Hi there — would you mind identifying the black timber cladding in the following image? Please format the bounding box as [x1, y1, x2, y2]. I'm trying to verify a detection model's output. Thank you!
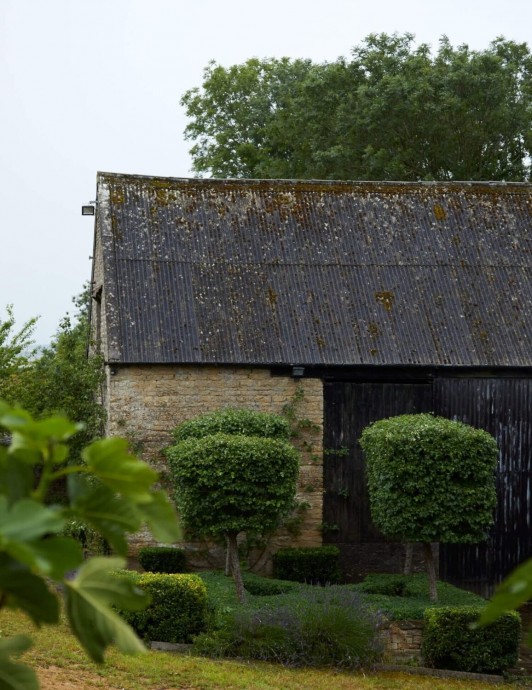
[437, 377, 532, 596]
[95, 173, 532, 366]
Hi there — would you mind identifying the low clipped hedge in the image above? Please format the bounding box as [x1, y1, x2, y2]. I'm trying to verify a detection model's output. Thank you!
[242, 572, 301, 596]
[349, 573, 485, 621]
[115, 570, 208, 643]
[138, 546, 187, 573]
[422, 606, 521, 674]
[272, 546, 341, 585]
[357, 573, 410, 597]
[172, 408, 290, 442]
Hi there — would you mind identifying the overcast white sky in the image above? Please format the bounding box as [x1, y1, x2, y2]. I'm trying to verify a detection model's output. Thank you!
[1, 0, 531, 344]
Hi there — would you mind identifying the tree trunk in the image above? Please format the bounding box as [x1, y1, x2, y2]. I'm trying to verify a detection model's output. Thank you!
[423, 542, 438, 602]
[227, 531, 246, 604]
[404, 542, 414, 576]
[225, 535, 231, 576]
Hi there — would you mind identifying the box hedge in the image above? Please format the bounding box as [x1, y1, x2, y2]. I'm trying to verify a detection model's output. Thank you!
[357, 573, 411, 597]
[138, 546, 187, 573]
[115, 570, 208, 643]
[242, 572, 301, 596]
[272, 546, 341, 584]
[422, 606, 520, 674]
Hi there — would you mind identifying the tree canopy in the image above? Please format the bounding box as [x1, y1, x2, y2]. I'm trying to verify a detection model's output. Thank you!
[0, 306, 37, 403]
[182, 34, 532, 181]
[1, 286, 104, 463]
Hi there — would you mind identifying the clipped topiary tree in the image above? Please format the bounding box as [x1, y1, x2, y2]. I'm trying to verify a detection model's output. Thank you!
[166, 409, 299, 603]
[359, 414, 498, 601]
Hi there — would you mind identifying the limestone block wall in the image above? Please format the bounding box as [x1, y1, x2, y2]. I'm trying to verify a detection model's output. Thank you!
[106, 364, 324, 567]
[379, 620, 424, 663]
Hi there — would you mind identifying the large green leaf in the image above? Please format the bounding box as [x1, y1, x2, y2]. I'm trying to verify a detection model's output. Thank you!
[0, 553, 59, 625]
[64, 556, 149, 663]
[0, 636, 38, 690]
[7, 536, 83, 580]
[7, 417, 81, 461]
[0, 497, 64, 543]
[5, 414, 81, 439]
[70, 481, 142, 555]
[0, 453, 33, 502]
[0, 406, 32, 432]
[478, 558, 532, 630]
[139, 490, 181, 543]
[82, 438, 157, 501]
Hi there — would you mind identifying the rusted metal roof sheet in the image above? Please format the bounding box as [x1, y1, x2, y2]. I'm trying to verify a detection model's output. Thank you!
[94, 173, 532, 366]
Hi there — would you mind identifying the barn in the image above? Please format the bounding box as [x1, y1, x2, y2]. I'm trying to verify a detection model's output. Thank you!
[89, 172, 532, 594]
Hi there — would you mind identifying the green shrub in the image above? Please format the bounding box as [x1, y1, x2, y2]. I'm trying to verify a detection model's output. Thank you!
[173, 408, 290, 442]
[138, 546, 186, 573]
[357, 574, 410, 597]
[115, 571, 208, 643]
[194, 586, 381, 668]
[272, 546, 341, 585]
[422, 606, 520, 673]
[62, 518, 112, 555]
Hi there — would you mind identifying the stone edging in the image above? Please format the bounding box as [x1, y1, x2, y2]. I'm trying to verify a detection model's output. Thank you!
[374, 663, 505, 684]
[150, 641, 192, 653]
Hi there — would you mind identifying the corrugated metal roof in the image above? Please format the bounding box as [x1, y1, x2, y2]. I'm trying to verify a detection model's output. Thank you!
[94, 173, 532, 367]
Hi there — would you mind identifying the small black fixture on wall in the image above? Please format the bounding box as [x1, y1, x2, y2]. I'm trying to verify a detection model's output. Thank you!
[291, 366, 305, 378]
[81, 200, 97, 216]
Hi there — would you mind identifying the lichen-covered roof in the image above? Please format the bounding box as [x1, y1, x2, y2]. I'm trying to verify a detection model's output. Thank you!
[94, 172, 532, 367]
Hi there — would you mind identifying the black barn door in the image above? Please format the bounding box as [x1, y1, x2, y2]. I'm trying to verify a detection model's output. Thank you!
[323, 381, 433, 580]
[437, 378, 532, 596]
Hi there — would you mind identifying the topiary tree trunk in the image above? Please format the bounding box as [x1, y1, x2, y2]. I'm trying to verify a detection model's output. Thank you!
[404, 542, 414, 576]
[225, 535, 231, 577]
[226, 531, 246, 603]
[423, 542, 438, 601]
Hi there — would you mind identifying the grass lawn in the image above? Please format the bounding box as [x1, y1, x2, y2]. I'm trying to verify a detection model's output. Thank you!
[0, 608, 520, 690]
[0, 571, 525, 690]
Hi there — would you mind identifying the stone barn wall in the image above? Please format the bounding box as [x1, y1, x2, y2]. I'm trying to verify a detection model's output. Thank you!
[105, 364, 324, 570]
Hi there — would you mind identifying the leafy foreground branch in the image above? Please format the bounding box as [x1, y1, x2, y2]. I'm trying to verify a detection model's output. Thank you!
[0, 401, 180, 690]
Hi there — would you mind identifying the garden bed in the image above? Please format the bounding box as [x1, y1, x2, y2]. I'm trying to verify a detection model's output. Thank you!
[193, 571, 499, 669]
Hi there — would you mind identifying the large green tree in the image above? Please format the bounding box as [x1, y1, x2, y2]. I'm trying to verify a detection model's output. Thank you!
[182, 34, 532, 181]
[0, 307, 38, 404]
[2, 286, 104, 463]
